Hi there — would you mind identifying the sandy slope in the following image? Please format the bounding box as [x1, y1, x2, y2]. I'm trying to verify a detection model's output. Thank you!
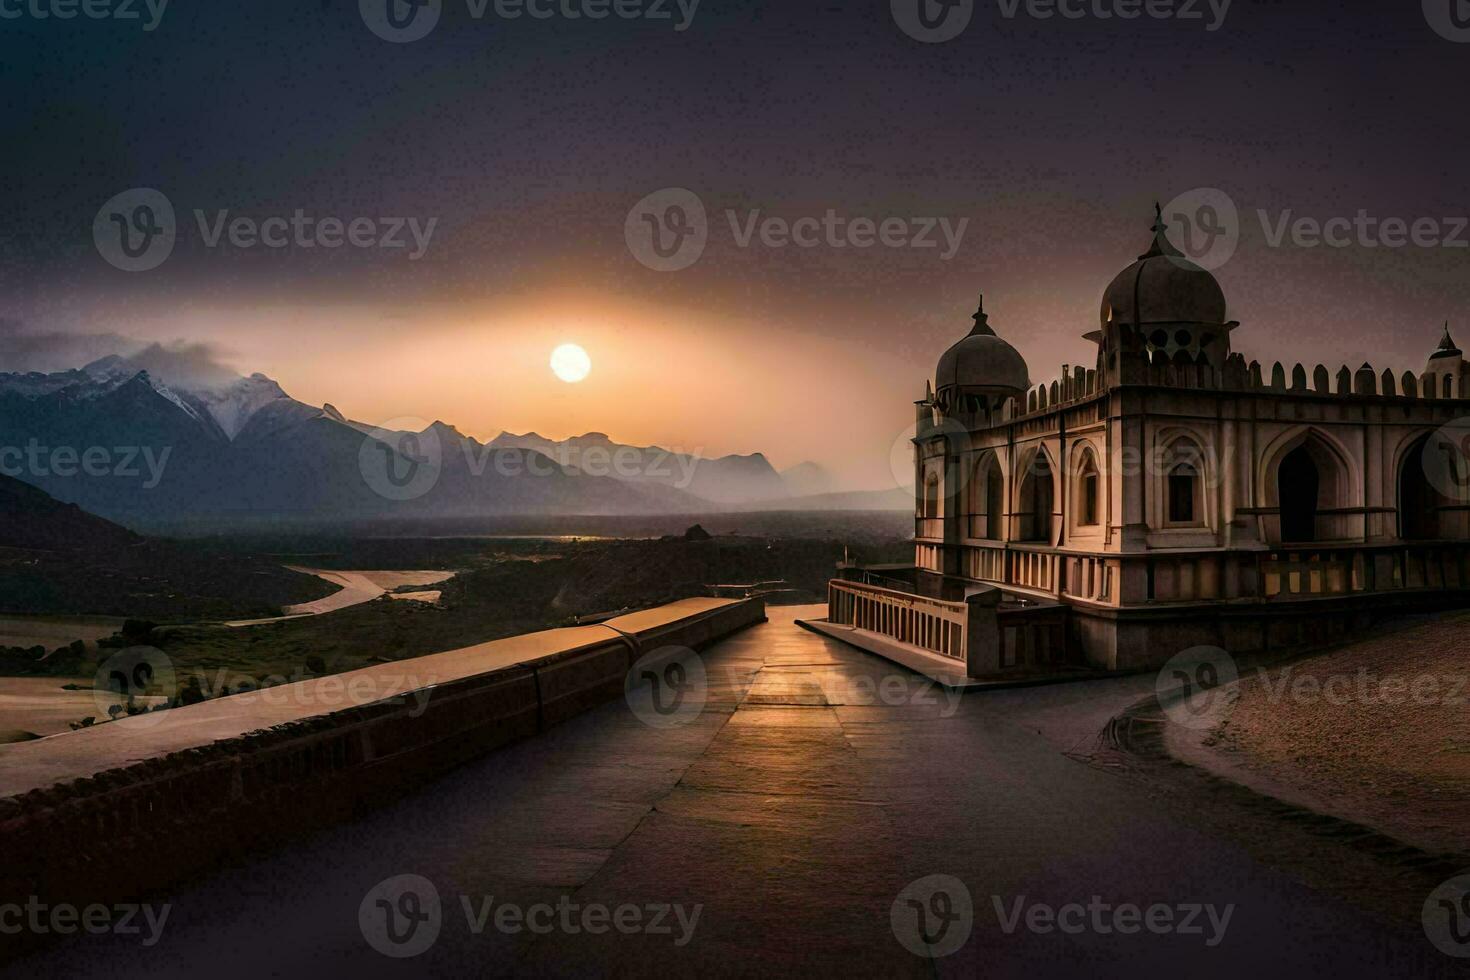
[1170, 610, 1470, 857]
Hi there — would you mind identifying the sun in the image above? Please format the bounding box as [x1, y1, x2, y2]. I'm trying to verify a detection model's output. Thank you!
[550, 343, 591, 383]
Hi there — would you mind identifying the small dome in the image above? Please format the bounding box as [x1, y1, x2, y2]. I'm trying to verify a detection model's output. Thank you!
[935, 298, 1030, 394]
[1430, 322, 1462, 361]
[1101, 208, 1227, 327]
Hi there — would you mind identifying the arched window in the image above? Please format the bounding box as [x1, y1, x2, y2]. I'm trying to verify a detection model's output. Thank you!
[1159, 437, 1207, 527]
[1076, 451, 1100, 527]
[922, 473, 940, 519]
[1168, 462, 1198, 524]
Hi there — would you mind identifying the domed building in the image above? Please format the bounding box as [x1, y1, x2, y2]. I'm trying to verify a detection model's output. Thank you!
[1093, 205, 1235, 372]
[824, 206, 1470, 680]
[931, 297, 1029, 422]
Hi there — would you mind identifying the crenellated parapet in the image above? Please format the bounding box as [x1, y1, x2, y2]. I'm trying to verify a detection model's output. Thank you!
[995, 345, 1469, 429]
[1016, 364, 1102, 419]
[1214, 354, 1463, 401]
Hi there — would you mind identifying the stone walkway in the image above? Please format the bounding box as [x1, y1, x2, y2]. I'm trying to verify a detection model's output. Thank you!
[11, 606, 1459, 978]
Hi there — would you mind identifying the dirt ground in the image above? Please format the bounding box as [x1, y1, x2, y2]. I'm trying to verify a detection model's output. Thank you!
[0, 615, 125, 650]
[0, 676, 156, 740]
[1192, 610, 1470, 857]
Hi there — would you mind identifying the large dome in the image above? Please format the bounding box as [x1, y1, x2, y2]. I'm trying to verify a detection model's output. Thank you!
[935, 299, 1030, 393]
[1101, 211, 1227, 327]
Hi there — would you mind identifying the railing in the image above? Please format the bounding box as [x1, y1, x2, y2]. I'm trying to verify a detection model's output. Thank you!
[963, 542, 1006, 583]
[1008, 549, 1060, 594]
[1259, 543, 1469, 601]
[1061, 554, 1116, 604]
[960, 544, 1072, 600]
[827, 579, 967, 661]
[915, 542, 942, 572]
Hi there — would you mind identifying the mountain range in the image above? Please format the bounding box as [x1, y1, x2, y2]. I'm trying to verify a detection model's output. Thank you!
[0, 348, 891, 531]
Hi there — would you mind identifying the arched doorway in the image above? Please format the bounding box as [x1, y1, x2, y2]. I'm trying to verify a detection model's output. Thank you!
[1018, 452, 1054, 543]
[985, 461, 1004, 539]
[921, 473, 940, 519]
[1399, 435, 1440, 540]
[967, 455, 1005, 539]
[1279, 445, 1319, 542]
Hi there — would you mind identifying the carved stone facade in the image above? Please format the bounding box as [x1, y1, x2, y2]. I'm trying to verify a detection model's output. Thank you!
[906, 208, 1470, 670]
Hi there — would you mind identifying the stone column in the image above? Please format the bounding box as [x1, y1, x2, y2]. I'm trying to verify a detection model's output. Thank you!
[964, 585, 1003, 678]
[1364, 423, 1385, 542]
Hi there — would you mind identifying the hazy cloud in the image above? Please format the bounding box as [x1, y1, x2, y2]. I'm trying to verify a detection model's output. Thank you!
[0, 320, 240, 389]
[121, 341, 242, 390]
[0, 320, 136, 373]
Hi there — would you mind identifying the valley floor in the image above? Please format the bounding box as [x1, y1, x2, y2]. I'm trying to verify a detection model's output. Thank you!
[0, 615, 125, 651]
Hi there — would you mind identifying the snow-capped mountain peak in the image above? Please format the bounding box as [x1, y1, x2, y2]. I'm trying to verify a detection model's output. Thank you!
[185, 373, 293, 440]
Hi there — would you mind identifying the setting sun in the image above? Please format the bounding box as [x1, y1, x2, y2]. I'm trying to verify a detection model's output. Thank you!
[550, 342, 591, 383]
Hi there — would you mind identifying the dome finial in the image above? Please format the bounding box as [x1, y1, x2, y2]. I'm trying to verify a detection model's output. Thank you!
[1139, 200, 1182, 260]
[969, 293, 995, 337]
[1430, 321, 1462, 360]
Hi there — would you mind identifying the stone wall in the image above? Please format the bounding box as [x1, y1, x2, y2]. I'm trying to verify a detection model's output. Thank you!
[0, 598, 764, 945]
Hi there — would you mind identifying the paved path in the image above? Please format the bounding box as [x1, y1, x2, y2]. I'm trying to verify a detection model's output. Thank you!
[12, 607, 1458, 978]
[224, 568, 452, 626]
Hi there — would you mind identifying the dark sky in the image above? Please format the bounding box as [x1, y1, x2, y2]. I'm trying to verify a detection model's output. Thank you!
[2, 0, 1468, 483]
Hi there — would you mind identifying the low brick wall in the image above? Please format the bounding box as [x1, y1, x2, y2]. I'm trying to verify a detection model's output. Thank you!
[0, 598, 764, 944]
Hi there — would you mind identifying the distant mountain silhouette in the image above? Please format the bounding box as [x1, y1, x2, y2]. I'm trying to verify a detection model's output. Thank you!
[0, 474, 331, 619]
[779, 461, 835, 497]
[488, 430, 789, 504]
[0, 471, 140, 552]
